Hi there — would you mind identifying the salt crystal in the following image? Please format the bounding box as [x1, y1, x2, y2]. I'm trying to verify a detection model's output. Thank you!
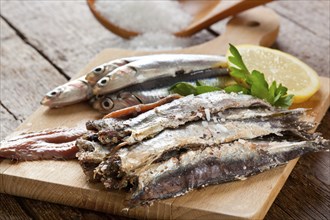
[95, 0, 197, 50]
[216, 124, 228, 133]
[205, 108, 211, 121]
[95, 0, 192, 33]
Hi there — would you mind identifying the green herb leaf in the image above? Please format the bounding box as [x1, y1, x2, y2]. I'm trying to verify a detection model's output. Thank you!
[227, 44, 294, 108]
[196, 80, 206, 86]
[274, 94, 294, 108]
[169, 44, 294, 109]
[169, 82, 197, 96]
[228, 44, 249, 73]
[224, 84, 249, 94]
[195, 85, 221, 95]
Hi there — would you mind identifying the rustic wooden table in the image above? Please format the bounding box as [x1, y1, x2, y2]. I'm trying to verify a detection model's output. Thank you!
[1, 1, 329, 219]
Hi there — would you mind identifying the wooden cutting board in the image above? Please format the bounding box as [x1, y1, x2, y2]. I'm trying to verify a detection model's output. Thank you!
[1, 7, 329, 219]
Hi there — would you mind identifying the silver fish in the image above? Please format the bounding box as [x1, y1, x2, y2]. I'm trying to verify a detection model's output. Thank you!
[90, 88, 169, 114]
[90, 74, 233, 114]
[93, 54, 228, 95]
[41, 61, 121, 108]
[85, 57, 143, 85]
[40, 76, 93, 108]
[41, 56, 146, 108]
[41, 57, 138, 108]
[86, 54, 199, 85]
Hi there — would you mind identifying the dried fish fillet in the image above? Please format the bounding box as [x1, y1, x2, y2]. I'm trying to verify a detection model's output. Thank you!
[75, 92, 329, 207]
[129, 135, 329, 206]
[76, 139, 110, 181]
[95, 108, 314, 190]
[92, 91, 271, 146]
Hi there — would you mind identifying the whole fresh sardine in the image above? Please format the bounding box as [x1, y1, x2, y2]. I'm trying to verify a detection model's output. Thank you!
[90, 88, 170, 114]
[41, 56, 141, 108]
[90, 75, 233, 114]
[93, 54, 228, 95]
[40, 76, 93, 108]
[85, 56, 146, 85]
[86, 54, 210, 85]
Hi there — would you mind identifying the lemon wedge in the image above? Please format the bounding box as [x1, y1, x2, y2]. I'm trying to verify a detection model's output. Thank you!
[226, 45, 320, 103]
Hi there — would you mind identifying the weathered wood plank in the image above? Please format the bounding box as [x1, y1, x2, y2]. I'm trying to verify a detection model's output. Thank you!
[265, 109, 330, 220]
[268, 1, 330, 40]
[0, 104, 20, 141]
[18, 197, 132, 220]
[1, 1, 215, 78]
[0, 193, 32, 220]
[0, 1, 329, 220]
[210, 2, 330, 78]
[0, 18, 67, 139]
[272, 15, 329, 78]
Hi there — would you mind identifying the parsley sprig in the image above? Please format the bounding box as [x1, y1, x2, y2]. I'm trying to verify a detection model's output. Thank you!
[226, 44, 293, 108]
[169, 44, 294, 108]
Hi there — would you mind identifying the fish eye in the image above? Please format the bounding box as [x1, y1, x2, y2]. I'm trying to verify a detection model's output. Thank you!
[97, 77, 109, 87]
[93, 66, 105, 74]
[101, 98, 114, 110]
[47, 90, 58, 97]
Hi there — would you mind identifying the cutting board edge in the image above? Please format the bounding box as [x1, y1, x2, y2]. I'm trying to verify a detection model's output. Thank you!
[0, 172, 174, 219]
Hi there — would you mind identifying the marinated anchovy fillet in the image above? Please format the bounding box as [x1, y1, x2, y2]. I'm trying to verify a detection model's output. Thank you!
[129, 135, 329, 206]
[95, 91, 271, 146]
[0, 128, 87, 160]
[95, 108, 313, 189]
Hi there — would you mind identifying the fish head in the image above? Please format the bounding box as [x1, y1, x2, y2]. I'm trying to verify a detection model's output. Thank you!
[91, 92, 142, 113]
[91, 94, 115, 113]
[93, 76, 111, 95]
[85, 64, 108, 85]
[41, 80, 92, 108]
[93, 67, 137, 95]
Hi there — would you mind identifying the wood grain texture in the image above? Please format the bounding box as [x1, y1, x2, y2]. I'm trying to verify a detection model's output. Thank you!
[272, 12, 330, 78]
[0, 104, 20, 141]
[0, 1, 329, 219]
[0, 1, 215, 79]
[0, 18, 67, 126]
[269, 1, 330, 40]
[210, 1, 330, 79]
[265, 110, 330, 220]
[0, 194, 32, 220]
[0, 7, 329, 218]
